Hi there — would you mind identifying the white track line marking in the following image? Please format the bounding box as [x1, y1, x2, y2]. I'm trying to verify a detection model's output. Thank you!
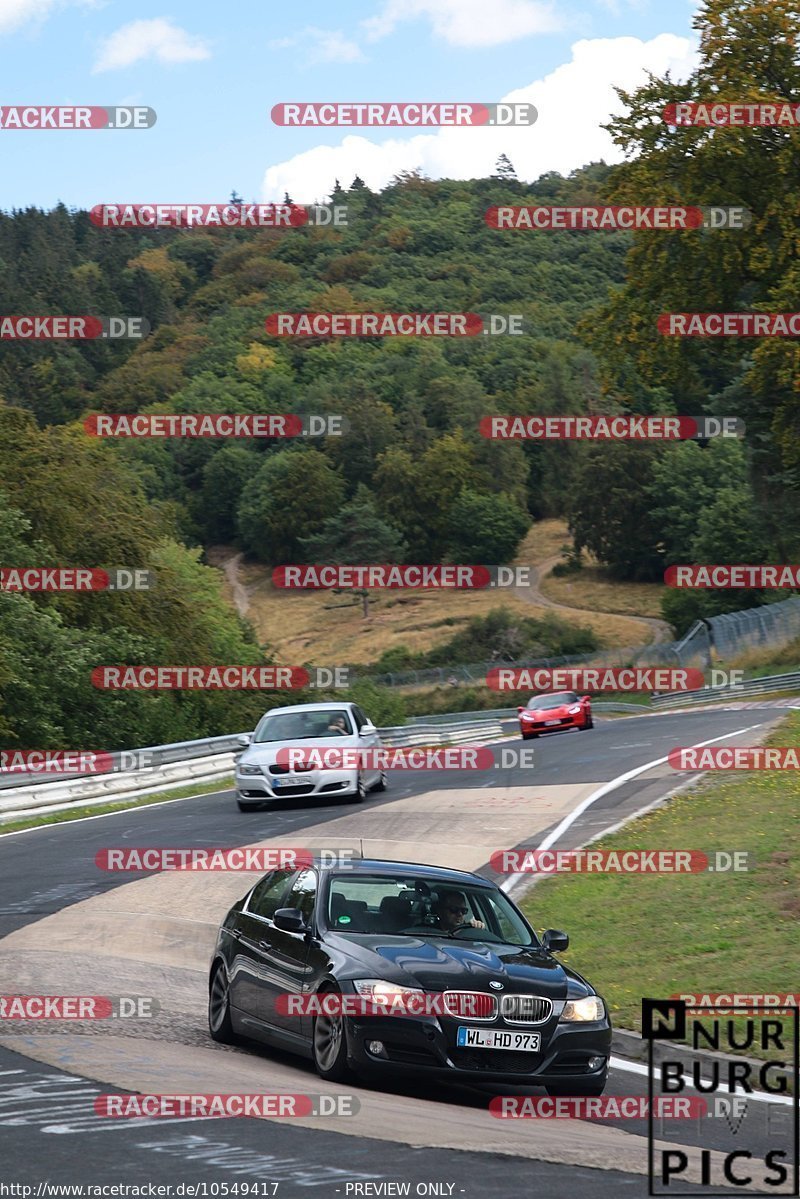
[500, 723, 764, 893]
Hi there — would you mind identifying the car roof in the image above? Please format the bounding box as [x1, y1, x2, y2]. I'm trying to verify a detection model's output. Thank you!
[260, 701, 357, 716]
[318, 857, 495, 888]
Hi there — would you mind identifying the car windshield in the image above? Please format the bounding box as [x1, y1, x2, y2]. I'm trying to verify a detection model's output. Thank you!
[253, 709, 353, 743]
[527, 692, 578, 710]
[325, 874, 537, 945]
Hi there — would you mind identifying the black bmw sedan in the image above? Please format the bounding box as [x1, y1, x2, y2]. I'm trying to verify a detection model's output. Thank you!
[208, 857, 611, 1093]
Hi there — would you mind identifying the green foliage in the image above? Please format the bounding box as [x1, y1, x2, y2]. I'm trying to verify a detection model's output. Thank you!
[237, 448, 346, 563]
[301, 486, 407, 563]
[444, 490, 530, 562]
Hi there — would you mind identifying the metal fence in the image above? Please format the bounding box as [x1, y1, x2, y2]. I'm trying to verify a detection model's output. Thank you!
[358, 595, 800, 688]
[651, 671, 800, 709]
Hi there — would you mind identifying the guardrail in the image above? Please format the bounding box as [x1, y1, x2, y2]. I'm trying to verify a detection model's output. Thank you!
[0, 716, 512, 824]
[0, 687, 770, 825]
[650, 671, 800, 709]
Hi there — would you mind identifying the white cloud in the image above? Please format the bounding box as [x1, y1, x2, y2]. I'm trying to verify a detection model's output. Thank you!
[0, 0, 55, 34]
[261, 33, 698, 202]
[93, 17, 210, 72]
[270, 26, 365, 65]
[362, 0, 563, 48]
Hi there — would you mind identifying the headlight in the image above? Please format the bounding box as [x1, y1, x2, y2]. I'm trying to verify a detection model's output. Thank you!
[561, 996, 605, 1022]
[353, 979, 424, 1001]
[237, 764, 261, 776]
[568, 705, 582, 715]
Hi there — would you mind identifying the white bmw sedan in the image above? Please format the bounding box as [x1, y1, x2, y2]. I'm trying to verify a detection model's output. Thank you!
[234, 701, 387, 811]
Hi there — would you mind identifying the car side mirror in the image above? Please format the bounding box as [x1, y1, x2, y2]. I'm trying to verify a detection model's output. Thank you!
[517, 706, 525, 713]
[581, 696, 591, 703]
[542, 928, 569, 952]
[237, 734, 252, 747]
[273, 907, 308, 933]
[359, 722, 376, 735]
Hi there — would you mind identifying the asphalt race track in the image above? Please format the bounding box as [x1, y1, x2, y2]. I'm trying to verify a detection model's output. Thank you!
[0, 706, 793, 1196]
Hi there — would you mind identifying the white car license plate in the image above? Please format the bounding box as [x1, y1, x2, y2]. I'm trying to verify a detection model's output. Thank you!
[545, 719, 561, 726]
[272, 774, 302, 786]
[456, 1027, 540, 1051]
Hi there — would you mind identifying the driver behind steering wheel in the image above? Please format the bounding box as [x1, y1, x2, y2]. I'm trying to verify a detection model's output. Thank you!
[434, 889, 485, 931]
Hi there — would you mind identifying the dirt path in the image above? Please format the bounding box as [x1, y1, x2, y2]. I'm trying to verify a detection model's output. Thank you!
[516, 553, 673, 645]
[223, 551, 250, 618]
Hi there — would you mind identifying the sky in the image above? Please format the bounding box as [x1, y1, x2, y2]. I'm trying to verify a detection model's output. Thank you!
[0, 0, 701, 210]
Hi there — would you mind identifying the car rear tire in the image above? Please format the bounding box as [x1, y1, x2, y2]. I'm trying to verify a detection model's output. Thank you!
[208, 964, 237, 1044]
[237, 800, 262, 812]
[583, 715, 594, 730]
[545, 1075, 606, 1097]
[312, 987, 352, 1082]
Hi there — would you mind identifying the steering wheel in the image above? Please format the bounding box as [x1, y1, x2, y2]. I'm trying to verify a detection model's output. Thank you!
[449, 922, 474, 935]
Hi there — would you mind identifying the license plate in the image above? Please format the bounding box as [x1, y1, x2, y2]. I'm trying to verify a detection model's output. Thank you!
[545, 719, 561, 726]
[271, 774, 301, 787]
[456, 1027, 540, 1051]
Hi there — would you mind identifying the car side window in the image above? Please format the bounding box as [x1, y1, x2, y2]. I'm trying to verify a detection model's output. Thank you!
[353, 706, 368, 730]
[248, 869, 293, 920]
[282, 868, 317, 923]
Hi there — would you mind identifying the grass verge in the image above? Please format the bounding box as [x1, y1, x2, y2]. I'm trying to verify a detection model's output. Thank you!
[519, 711, 800, 1058]
[0, 776, 235, 836]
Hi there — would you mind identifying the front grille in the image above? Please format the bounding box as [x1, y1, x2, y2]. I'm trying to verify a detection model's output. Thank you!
[270, 783, 315, 796]
[269, 763, 313, 775]
[442, 991, 497, 1020]
[500, 994, 552, 1024]
[450, 1049, 538, 1073]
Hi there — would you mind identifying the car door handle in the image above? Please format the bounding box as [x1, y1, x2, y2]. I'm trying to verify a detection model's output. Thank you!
[257, 938, 271, 950]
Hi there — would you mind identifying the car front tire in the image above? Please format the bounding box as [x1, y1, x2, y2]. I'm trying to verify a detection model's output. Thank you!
[312, 987, 352, 1082]
[208, 964, 237, 1044]
[237, 799, 262, 812]
[372, 771, 388, 792]
[346, 773, 367, 803]
[522, 731, 537, 740]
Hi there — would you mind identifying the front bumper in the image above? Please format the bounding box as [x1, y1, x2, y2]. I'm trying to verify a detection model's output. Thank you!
[520, 713, 587, 734]
[344, 1011, 611, 1084]
[235, 767, 359, 800]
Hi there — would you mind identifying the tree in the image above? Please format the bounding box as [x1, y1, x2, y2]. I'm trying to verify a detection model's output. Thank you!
[236, 449, 345, 563]
[445, 490, 530, 562]
[300, 486, 407, 616]
[569, 443, 665, 580]
[492, 153, 517, 181]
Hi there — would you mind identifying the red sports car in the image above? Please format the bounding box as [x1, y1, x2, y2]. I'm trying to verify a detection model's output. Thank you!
[518, 691, 593, 739]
